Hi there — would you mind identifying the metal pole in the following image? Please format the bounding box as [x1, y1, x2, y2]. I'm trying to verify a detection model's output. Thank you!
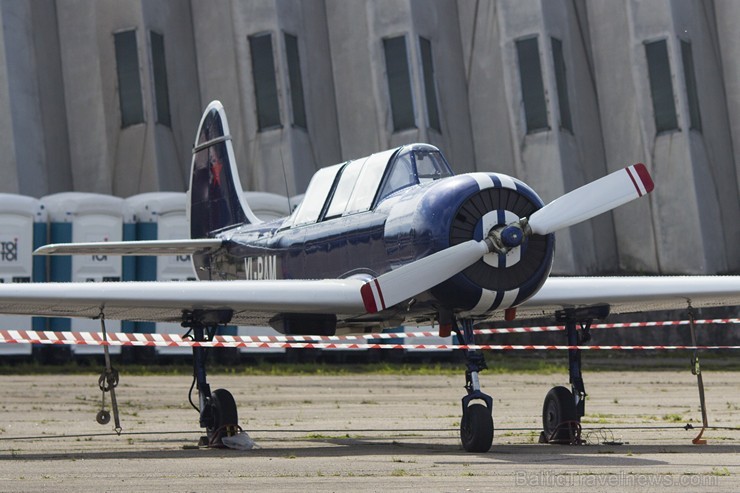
[99, 312, 122, 435]
[688, 306, 708, 445]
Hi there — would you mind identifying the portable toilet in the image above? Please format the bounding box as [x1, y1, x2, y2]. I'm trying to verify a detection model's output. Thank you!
[0, 194, 48, 356]
[125, 192, 195, 357]
[41, 193, 135, 356]
[243, 191, 291, 221]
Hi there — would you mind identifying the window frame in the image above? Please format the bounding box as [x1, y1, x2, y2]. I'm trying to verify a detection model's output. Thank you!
[114, 29, 145, 128]
[680, 39, 702, 133]
[515, 35, 549, 134]
[249, 32, 282, 131]
[149, 30, 171, 127]
[382, 35, 416, 132]
[551, 37, 572, 133]
[284, 32, 307, 130]
[644, 38, 679, 134]
[419, 36, 441, 133]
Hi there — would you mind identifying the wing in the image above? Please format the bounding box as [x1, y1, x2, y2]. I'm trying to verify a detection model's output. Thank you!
[509, 276, 740, 321]
[0, 279, 370, 326]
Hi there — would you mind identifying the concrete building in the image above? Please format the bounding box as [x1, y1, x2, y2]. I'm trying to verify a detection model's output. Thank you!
[0, 0, 737, 275]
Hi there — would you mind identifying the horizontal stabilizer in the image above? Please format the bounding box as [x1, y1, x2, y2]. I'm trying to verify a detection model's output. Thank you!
[34, 239, 223, 256]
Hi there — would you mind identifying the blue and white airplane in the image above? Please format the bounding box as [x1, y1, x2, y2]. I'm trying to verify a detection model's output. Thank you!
[1, 101, 738, 451]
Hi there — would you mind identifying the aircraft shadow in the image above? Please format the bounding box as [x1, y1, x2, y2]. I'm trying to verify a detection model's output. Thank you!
[2, 436, 735, 465]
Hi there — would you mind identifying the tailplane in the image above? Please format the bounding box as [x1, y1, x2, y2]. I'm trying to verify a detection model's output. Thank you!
[188, 100, 260, 239]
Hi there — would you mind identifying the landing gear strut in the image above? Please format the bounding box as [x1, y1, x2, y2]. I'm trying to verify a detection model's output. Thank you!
[540, 305, 609, 444]
[182, 309, 240, 447]
[454, 319, 494, 452]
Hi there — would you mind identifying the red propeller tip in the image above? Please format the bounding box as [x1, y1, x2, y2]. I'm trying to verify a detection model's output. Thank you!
[632, 163, 654, 195]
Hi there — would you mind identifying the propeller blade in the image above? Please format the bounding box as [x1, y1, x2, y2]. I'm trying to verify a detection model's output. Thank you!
[527, 163, 653, 235]
[360, 239, 490, 313]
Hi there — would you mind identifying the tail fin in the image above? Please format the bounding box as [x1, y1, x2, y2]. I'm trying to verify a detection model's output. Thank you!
[188, 100, 261, 239]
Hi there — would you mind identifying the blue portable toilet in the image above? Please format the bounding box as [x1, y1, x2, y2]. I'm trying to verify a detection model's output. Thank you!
[41, 193, 135, 356]
[125, 192, 195, 356]
[0, 194, 47, 356]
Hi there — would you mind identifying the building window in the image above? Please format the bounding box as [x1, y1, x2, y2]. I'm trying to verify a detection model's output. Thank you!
[645, 39, 678, 133]
[150, 31, 171, 127]
[681, 40, 702, 132]
[419, 37, 440, 132]
[516, 37, 548, 133]
[114, 30, 144, 127]
[249, 33, 281, 131]
[284, 33, 307, 129]
[551, 37, 572, 132]
[383, 36, 415, 132]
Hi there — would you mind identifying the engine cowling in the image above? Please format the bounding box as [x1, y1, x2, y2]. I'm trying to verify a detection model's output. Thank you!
[421, 173, 555, 315]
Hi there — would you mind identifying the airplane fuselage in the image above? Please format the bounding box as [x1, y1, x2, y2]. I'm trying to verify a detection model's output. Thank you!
[194, 171, 555, 329]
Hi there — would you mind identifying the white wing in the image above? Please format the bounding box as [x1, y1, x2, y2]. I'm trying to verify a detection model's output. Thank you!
[0, 275, 737, 328]
[509, 276, 740, 320]
[0, 279, 369, 326]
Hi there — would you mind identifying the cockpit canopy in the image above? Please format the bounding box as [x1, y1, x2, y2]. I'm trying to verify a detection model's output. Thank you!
[289, 144, 453, 227]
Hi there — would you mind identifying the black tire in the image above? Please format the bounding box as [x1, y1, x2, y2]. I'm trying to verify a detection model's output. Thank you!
[460, 403, 494, 453]
[542, 386, 578, 443]
[96, 410, 111, 425]
[209, 388, 238, 434]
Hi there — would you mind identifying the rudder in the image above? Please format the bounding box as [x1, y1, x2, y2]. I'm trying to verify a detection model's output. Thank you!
[188, 100, 260, 239]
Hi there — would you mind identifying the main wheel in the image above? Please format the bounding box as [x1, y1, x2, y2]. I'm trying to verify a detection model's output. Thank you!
[208, 388, 238, 436]
[460, 403, 494, 452]
[542, 386, 578, 443]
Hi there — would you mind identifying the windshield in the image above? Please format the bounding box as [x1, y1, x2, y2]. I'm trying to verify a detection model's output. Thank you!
[377, 148, 452, 202]
[414, 149, 451, 183]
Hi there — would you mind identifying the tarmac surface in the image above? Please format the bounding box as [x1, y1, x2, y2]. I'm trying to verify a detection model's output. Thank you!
[0, 369, 738, 492]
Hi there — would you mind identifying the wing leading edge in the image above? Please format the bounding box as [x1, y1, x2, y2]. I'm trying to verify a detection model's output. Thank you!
[0, 279, 369, 326]
[34, 239, 224, 256]
[508, 276, 740, 321]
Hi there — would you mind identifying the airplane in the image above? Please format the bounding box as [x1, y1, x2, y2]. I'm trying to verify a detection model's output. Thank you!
[1, 100, 739, 452]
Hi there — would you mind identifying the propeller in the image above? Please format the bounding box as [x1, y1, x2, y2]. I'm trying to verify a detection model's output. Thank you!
[361, 164, 653, 313]
[494, 163, 653, 251]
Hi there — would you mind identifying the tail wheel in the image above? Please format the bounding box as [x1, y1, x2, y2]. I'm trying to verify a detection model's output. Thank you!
[542, 386, 578, 443]
[460, 403, 494, 452]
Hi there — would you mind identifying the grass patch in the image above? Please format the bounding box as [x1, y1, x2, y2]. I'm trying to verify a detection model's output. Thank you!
[0, 358, 566, 376]
[1, 353, 739, 376]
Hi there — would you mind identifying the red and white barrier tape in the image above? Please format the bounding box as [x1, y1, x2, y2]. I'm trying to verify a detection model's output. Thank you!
[474, 318, 740, 335]
[0, 329, 738, 350]
[0, 319, 737, 346]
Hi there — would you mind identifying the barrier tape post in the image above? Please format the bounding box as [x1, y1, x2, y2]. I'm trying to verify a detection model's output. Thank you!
[96, 312, 122, 435]
[688, 307, 708, 445]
